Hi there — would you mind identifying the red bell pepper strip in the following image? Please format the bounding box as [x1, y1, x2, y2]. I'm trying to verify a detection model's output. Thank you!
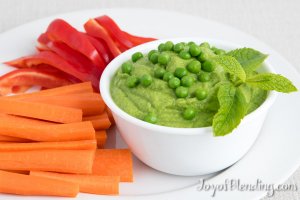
[95, 15, 134, 50]
[122, 31, 156, 46]
[45, 19, 106, 70]
[84, 19, 121, 57]
[0, 68, 72, 96]
[5, 51, 100, 90]
[37, 33, 102, 87]
[85, 34, 113, 64]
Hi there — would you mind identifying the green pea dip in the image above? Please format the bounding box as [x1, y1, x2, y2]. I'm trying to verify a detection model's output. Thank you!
[110, 42, 267, 128]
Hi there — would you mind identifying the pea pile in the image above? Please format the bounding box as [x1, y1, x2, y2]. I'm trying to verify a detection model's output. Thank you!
[119, 41, 226, 123]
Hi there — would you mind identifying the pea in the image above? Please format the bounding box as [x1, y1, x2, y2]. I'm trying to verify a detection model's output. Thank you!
[183, 107, 196, 120]
[188, 41, 197, 46]
[175, 86, 189, 98]
[195, 88, 208, 100]
[198, 73, 211, 82]
[168, 77, 181, 89]
[200, 42, 210, 48]
[181, 76, 194, 87]
[197, 52, 208, 62]
[187, 60, 201, 73]
[189, 45, 201, 57]
[164, 41, 174, 51]
[140, 74, 152, 87]
[126, 76, 139, 88]
[132, 52, 143, 62]
[202, 61, 215, 72]
[154, 67, 166, 79]
[148, 50, 158, 59]
[158, 53, 170, 65]
[150, 52, 159, 64]
[173, 43, 184, 53]
[121, 62, 133, 74]
[179, 51, 191, 60]
[163, 72, 174, 81]
[144, 113, 157, 124]
[174, 67, 188, 78]
[158, 43, 166, 51]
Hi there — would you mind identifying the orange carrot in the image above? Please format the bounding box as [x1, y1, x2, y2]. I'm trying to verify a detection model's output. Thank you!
[96, 131, 107, 149]
[0, 113, 53, 126]
[6, 82, 93, 100]
[92, 149, 133, 182]
[0, 140, 97, 151]
[0, 98, 82, 123]
[84, 112, 111, 130]
[0, 150, 95, 174]
[0, 121, 95, 142]
[0, 135, 31, 142]
[30, 171, 119, 195]
[0, 170, 79, 197]
[24, 93, 106, 116]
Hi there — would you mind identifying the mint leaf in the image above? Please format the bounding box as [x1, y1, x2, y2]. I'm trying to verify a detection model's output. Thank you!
[212, 83, 247, 136]
[246, 73, 297, 93]
[227, 48, 268, 72]
[213, 55, 246, 82]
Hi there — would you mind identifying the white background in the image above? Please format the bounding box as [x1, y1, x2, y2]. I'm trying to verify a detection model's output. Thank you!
[0, 0, 299, 199]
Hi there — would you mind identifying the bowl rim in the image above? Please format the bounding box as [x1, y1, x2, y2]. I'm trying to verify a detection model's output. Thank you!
[100, 37, 278, 135]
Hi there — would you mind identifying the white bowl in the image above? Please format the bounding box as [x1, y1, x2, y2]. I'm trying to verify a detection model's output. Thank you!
[100, 38, 278, 176]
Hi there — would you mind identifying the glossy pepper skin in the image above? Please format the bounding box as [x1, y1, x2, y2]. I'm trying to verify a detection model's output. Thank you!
[0, 67, 74, 95]
[46, 19, 106, 70]
[5, 51, 100, 91]
[1, 15, 157, 95]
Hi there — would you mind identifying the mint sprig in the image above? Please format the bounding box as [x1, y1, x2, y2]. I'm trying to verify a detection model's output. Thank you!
[212, 83, 247, 136]
[246, 73, 297, 93]
[227, 48, 268, 73]
[213, 55, 246, 82]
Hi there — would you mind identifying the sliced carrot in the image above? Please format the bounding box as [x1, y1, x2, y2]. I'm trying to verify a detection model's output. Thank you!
[6, 82, 93, 100]
[0, 150, 95, 174]
[24, 93, 106, 116]
[0, 170, 79, 197]
[0, 121, 95, 142]
[0, 98, 82, 123]
[92, 149, 133, 182]
[0, 140, 97, 151]
[84, 112, 111, 130]
[96, 130, 107, 149]
[30, 171, 119, 195]
[0, 135, 31, 143]
[0, 113, 53, 126]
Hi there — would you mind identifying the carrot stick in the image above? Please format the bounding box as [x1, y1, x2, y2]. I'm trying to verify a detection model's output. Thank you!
[0, 121, 95, 142]
[0, 170, 79, 197]
[92, 149, 133, 182]
[0, 98, 82, 123]
[0, 140, 97, 151]
[24, 93, 106, 116]
[30, 171, 119, 195]
[84, 112, 111, 130]
[0, 135, 31, 142]
[96, 131, 107, 149]
[0, 150, 95, 174]
[0, 113, 53, 126]
[6, 82, 93, 100]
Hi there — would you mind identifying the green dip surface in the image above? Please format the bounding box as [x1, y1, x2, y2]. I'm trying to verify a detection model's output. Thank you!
[110, 42, 268, 128]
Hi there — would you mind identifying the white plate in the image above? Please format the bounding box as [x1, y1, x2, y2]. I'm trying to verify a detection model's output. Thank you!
[0, 8, 299, 200]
